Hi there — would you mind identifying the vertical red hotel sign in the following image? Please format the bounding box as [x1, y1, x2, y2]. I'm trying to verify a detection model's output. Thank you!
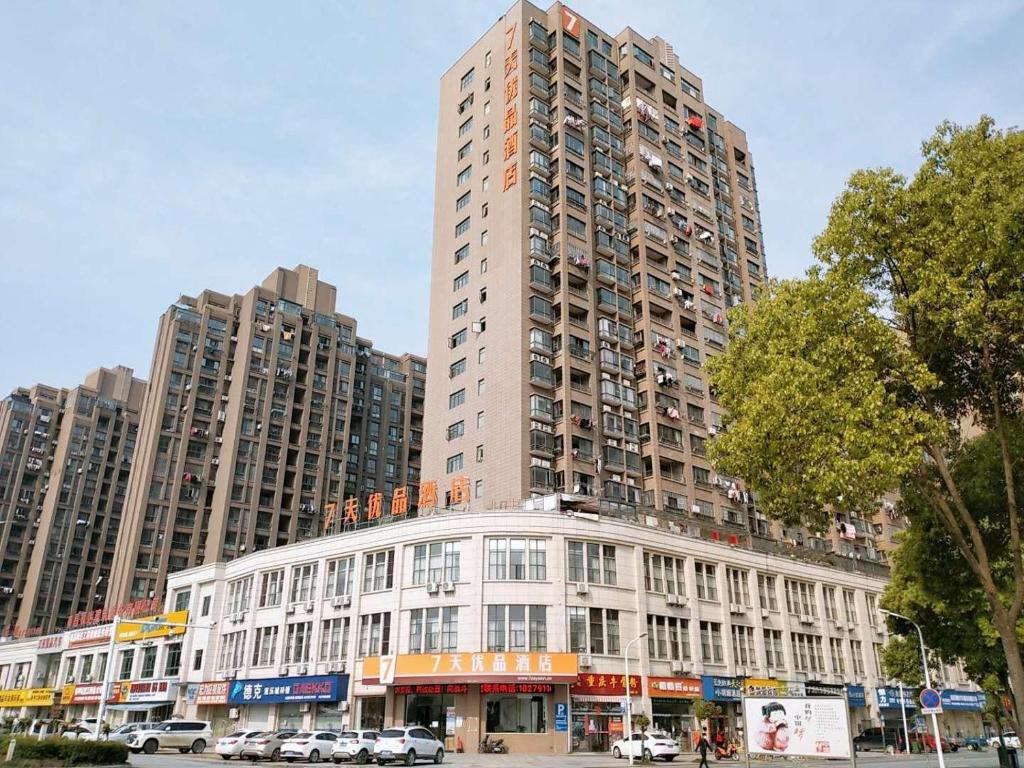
[502, 20, 519, 191]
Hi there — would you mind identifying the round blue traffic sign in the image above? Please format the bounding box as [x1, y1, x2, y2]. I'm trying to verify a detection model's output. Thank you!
[920, 688, 941, 709]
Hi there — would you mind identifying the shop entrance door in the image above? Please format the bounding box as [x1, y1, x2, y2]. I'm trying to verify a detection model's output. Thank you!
[405, 694, 453, 743]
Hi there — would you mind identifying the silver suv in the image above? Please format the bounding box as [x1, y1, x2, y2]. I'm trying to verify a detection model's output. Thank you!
[126, 720, 213, 754]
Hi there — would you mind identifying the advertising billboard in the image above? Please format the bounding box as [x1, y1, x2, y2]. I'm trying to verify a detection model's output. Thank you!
[743, 696, 851, 759]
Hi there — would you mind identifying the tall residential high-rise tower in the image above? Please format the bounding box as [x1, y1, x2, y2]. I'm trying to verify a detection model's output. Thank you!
[424, 2, 767, 531]
[108, 265, 425, 605]
[0, 366, 145, 635]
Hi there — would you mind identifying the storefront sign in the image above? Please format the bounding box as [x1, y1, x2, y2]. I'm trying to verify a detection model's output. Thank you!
[228, 675, 348, 704]
[876, 686, 915, 710]
[364, 653, 577, 684]
[846, 685, 866, 708]
[701, 675, 742, 702]
[196, 681, 229, 706]
[744, 678, 806, 697]
[743, 696, 851, 758]
[115, 610, 189, 643]
[37, 634, 65, 652]
[555, 702, 568, 732]
[571, 674, 640, 697]
[480, 682, 554, 695]
[940, 689, 985, 711]
[66, 625, 112, 648]
[393, 684, 469, 696]
[67, 596, 162, 630]
[0, 688, 55, 707]
[112, 679, 174, 704]
[805, 682, 845, 697]
[61, 683, 103, 705]
[648, 677, 702, 698]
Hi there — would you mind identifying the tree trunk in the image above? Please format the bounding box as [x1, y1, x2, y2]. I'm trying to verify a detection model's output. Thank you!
[995, 614, 1024, 732]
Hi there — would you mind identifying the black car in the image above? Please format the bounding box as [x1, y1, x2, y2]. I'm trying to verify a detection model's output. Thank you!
[853, 727, 902, 752]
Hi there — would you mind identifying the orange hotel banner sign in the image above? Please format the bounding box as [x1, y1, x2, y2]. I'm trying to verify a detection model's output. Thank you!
[363, 653, 578, 685]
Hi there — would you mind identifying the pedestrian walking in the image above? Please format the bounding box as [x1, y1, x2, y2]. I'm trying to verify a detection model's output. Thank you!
[698, 729, 711, 768]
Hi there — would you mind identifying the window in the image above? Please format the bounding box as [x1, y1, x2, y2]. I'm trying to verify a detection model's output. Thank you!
[458, 141, 472, 160]
[452, 299, 469, 319]
[732, 625, 755, 666]
[763, 629, 784, 668]
[450, 329, 467, 348]
[850, 640, 866, 676]
[411, 541, 461, 584]
[252, 626, 279, 667]
[164, 643, 182, 677]
[226, 576, 253, 614]
[455, 217, 471, 237]
[482, 176, 490, 192]
[362, 550, 395, 592]
[140, 646, 157, 678]
[487, 538, 547, 580]
[456, 191, 471, 211]
[566, 541, 616, 584]
[325, 557, 355, 599]
[480, 230, 489, 245]
[173, 589, 191, 612]
[477, 347, 486, 363]
[258, 573, 286, 610]
[698, 621, 724, 664]
[460, 67, 474, 90]
[477, 411, 485, 428]
[784, 579, 817, 618]
[409, 607, 459, 653]
[358, 612, 392, 657]
[643, 553, 685, 596]
[454, 244, 469, 264]
[449, 359, 466, 379]
[791, 632, 825, 673]
[567, 607, 619, 654]
[319, 617, 350, 662]
[446, 453, 464, 473]
[458, 117, 473, 136]
[757, 574, 779, 612]
[842, 589, 857, 624]
[289, 563, 318, 604]
[217, 631, 246, 671]
[830, 638, 847, 675]
[726, 568, 750, 607]
[485, 693, 547, 733]
[647, 615, 690, 660]
[694, 562, 718, 600]
[823, 587, 838, 621]
[866, 593, 879, 629]
[284, 622, 313, 663]
[449, 389, 465, 409]
[453, 271, 469, 290]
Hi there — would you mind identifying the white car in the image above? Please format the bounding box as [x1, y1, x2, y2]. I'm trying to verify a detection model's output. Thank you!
[280, 731, 339, 763]
[216, 730, 267, 759]
[374, 727, 444, 765]
[107, 722, 161, 744]
[126, 720, 213, 754]
[611, 731, 680, 762]
[989, 732, 1021, 748]
[61, 723, 99, 741]
[331, 730, 379, 763]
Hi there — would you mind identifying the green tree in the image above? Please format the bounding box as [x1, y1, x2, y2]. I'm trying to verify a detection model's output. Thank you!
[707, 117, 1024, 729]
[881, 635, 926, 685]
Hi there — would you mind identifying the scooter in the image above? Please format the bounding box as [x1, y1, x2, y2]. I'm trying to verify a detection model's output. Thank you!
[479, 735, 509, 753]
[714, 742, 740, 761]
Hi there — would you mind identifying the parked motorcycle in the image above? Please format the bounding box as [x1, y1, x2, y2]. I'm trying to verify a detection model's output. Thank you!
[714, 742, 740, 761]
[479, 735, 509, 753]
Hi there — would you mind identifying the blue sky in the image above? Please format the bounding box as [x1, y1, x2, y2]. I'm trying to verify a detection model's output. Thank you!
[1, 1, 1022, 394]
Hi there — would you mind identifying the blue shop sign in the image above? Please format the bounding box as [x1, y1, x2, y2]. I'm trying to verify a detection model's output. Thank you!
[228, 675, 348, 705]
[701, 675, 742, 702]
[846, 685, 866, 708]
[555, 702, 568, 732]
[876, 686, 915, 710]
[940, 690, 986, 711]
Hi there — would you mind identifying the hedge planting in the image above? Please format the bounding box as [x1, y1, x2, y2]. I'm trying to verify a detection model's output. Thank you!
[0, 736, 129, 765]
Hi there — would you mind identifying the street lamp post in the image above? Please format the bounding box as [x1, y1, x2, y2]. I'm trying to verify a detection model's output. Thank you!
[881, 610, 945, 768]
[623, 632, 648, 768]
[96, 615, 209, 737]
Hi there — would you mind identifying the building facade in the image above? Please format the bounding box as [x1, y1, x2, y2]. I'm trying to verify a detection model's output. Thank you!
[0, 502, 985, 750]
[0, 367, 145, 636]
[107, 265, 425, 607]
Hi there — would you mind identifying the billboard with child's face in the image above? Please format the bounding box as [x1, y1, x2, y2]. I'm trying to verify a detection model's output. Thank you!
[742, 697, 851, 759]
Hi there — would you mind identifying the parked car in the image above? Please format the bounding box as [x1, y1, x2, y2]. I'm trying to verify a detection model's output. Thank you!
[60, 723, 99, 741]
[239, 730, 298, 762]
[107, 722, 161, 744]
[852, 727, 902, 752]
[915, 732, 957, 753]
[216, 730, 267, 759]
[374, 727, 445, 765]
[611, 732, 680, 762]
[126, 720, 213, 754]
[958, 735, 988, 751]
[331, 730, 379, 763]
[989, 732, 1021, 748]
[280, 731, 339, 763]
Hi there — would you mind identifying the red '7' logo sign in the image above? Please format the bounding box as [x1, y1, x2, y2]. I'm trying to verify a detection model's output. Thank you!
[561, 8, 580, 36]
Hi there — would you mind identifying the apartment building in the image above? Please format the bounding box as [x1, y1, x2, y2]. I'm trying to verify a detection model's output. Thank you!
[423, 2, 767, 532]
[0, 366, 145, 636]
[108, 265, 425, 607]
